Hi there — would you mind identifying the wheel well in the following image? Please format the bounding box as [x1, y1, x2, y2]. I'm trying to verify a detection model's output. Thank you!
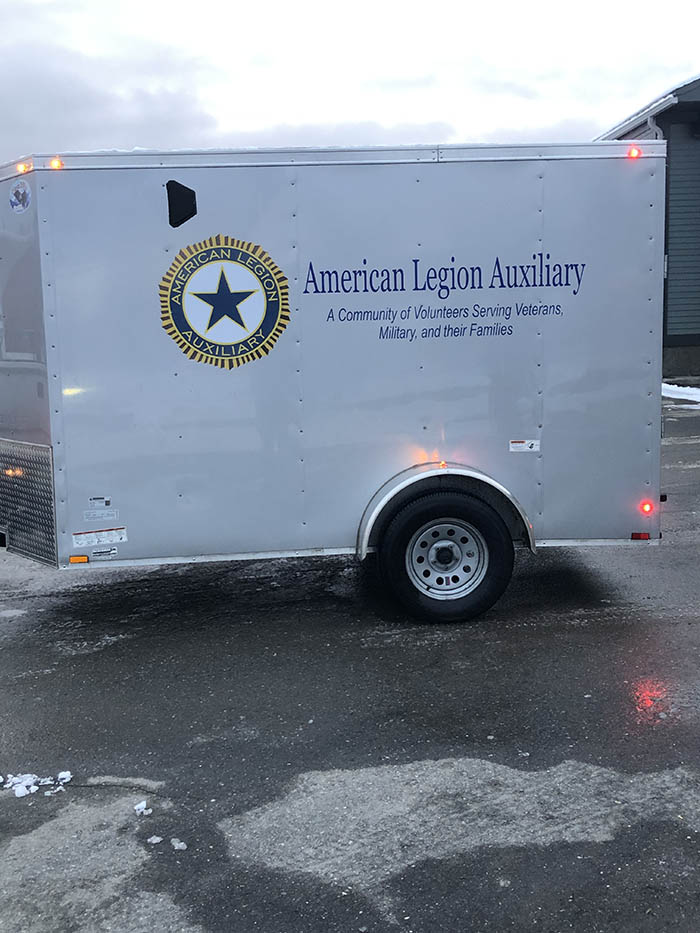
[368, 475, 532, 553]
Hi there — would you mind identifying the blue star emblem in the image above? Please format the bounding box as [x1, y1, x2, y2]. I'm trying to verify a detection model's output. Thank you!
[193, 267, 257, 332]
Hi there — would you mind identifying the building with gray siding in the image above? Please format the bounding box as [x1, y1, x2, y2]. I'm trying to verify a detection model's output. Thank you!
[598, 76, 700, 375]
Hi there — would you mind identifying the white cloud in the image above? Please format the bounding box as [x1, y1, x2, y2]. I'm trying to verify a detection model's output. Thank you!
[0, 0, 698, 159]
[0, 42, 219, 159]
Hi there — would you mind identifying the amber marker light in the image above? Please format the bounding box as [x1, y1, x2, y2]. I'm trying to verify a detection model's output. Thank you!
[627, 146, 642, 159]
[16, 162, 30, 173]
[50, 157, 64, 170]
[439, 460, 447, 469]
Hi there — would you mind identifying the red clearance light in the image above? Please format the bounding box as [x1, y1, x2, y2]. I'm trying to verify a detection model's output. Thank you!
[640, 500, 654, 515]
[627, 146, 642, 159]
[631, 533, 651, 540]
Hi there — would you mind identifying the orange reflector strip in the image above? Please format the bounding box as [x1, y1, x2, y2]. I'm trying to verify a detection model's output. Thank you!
[69, 555, 89, 564]
[631, 533, 651, 540]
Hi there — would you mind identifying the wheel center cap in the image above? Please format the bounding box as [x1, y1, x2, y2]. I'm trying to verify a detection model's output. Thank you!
[430, 540, 458, 569]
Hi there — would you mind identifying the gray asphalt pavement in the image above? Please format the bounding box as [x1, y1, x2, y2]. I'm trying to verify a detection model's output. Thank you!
[1, 396, 699, 933]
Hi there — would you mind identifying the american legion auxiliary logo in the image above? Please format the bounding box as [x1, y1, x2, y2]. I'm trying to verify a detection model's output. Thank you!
[159, 235, 289, 369]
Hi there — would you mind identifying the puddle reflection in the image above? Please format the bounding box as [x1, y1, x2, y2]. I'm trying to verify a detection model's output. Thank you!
[632, 678, 671, 724]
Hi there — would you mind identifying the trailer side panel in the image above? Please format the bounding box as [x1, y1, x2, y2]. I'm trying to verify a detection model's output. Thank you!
[34, 144, 664, 567]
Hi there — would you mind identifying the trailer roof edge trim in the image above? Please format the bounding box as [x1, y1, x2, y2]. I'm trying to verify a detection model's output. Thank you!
[0, 141, 666, 181]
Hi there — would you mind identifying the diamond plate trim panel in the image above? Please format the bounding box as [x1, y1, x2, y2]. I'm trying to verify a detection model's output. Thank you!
[0, 438, 57, 566]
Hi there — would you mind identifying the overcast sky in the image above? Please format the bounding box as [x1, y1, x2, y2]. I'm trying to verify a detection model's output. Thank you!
[1, 0, 697, 161]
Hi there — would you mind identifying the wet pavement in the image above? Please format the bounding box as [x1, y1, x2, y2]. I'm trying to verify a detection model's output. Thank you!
[1, 395, 699, 932]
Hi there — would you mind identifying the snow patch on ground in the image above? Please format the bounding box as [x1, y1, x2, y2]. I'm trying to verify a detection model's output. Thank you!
[219, 756, 700, 907]
[0, 608, 27, 619]
[0, 793, 204, 931]
[663, 383, 700, 403]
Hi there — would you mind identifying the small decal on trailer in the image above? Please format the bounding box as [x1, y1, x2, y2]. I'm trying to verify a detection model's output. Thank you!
[509, 439, 540, 452]
[9, 180, 31, 213]
[89, 496, 112, 508]
[72, 527, 127, 548]
[83, 508, 119, 522]
[159, 235, 290, 370]
[91, 546, 119, 560]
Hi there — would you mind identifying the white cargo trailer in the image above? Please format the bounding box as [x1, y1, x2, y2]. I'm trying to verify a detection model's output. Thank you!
[0, 142, 665, 620]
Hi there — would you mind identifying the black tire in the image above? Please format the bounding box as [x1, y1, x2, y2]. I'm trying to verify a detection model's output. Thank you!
[379, 492, 514, 622]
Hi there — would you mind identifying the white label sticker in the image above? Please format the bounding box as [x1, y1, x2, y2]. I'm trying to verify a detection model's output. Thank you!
[91, 546, 119, 560]
[72, 527, 127, 548]
[83, 508, 119, 522]
[89, 496, 112, 507]
[509, 439, 540, 453]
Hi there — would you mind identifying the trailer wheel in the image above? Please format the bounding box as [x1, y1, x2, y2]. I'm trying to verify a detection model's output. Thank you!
[379, 492, 514, 622]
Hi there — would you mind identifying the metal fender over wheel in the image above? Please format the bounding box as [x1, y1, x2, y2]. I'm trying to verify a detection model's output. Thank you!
[379, 492, 514, 622]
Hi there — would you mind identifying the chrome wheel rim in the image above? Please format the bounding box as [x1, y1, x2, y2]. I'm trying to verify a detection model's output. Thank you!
[405, 518, 489, 600]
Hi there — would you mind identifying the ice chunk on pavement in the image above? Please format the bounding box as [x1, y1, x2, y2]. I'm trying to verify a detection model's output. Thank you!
[170, 838, 187, 850]
[147, 836, 163, 844]
[4, 774, 40, 797]
[134, 800, 153, 816]
[3, 770, 73, 799]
